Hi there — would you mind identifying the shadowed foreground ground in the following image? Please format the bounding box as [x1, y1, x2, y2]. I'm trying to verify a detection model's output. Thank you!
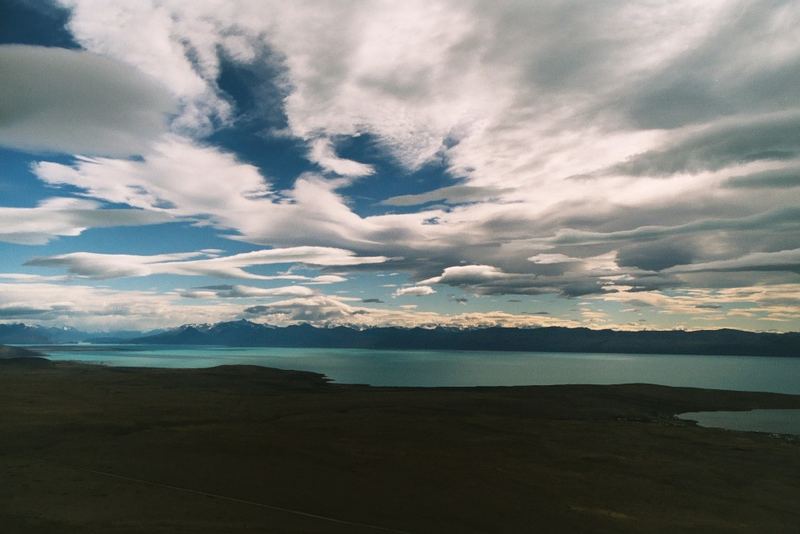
[1, 360, 799, 533]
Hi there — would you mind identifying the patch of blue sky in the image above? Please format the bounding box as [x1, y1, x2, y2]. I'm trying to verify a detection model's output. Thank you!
[1, 223, 254, 285]
[0, 149, 76, 207]
[336, 134, 459, 217]
[213, 56, 459, 217]
[0, 0, 78, 48]
[209, 55, 314, 193]
[29, 221, 252, 257]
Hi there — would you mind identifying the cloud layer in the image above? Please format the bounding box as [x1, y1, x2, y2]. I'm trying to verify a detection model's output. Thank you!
[0, 198, 171, 245]
[26, 247, 386, 280]
[0, 45, 175, 155]
[0, 1, 798, 331]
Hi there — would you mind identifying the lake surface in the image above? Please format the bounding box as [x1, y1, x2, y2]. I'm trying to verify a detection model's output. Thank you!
[33, 344, 800, 394]
[679, 409, 800, 435]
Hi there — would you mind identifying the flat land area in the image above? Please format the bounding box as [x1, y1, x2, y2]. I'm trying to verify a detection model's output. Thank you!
[1, 359, 799, 533]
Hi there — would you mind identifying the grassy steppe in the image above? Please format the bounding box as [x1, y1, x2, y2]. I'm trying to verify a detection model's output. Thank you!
[1, 360, 799, 533]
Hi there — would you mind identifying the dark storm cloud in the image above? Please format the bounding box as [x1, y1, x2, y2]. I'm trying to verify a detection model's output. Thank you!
[616, 240, 697, 272]
[552, 207, 800, 245]
[623, 274, 683, 293]
[665, 249, 800, 274]
[621, 1, 800, 130]
[561, 281, 610, 297]
[422, 265, 614, 298]
[613, 112, 800, 177]
[724, 166, 800, 189]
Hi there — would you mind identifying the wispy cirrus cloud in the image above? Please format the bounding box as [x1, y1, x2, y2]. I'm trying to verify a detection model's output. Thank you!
[179, 284, 316, 299]
[31, 135, 429, 251]
[0, 198, 171, 245]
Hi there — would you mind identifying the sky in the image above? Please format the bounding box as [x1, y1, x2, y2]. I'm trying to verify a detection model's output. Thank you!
[0, 0, 798, 332]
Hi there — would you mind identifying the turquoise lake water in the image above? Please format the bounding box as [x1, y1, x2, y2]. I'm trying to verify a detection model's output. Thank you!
[33, 344, 800, 394]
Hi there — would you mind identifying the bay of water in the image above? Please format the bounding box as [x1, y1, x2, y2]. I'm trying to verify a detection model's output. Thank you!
[679, 409, 800, 435]
[33, 344, 800, 394]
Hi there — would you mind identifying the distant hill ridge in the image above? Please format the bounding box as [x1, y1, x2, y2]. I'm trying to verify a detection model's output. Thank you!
[0, 344, 48, 366]
[0, 344, 39, 358]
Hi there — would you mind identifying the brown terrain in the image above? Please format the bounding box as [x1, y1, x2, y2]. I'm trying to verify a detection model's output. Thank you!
[1, 358, 799, 533]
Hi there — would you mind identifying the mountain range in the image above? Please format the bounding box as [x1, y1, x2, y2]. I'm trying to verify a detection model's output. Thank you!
[0, 323, 158, 344]
[1, 320, 797, 357]
[0, 323, 89, 344]
[130, 320, 799, 357]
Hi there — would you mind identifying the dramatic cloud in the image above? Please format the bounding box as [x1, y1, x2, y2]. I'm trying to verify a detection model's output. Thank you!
[308, 137, 375, 177]
[548, 207, 800, 246]
[422, 265, 506, 286]
[241, 293, 585, 329]
[528, 254, 581, 265]
[381, 185, 511, 207]
[613, 112, 800, 177]
[180, 284, 315, 299]
[1, 1, 799, 331]
[32, 136, 429, 251]
[244, 295, 361, 323]
[724, 166, 800, 189]
[0, 282, 241, 330]
[420, 259, 627, 297]
[599, 284, 800, 325]
[393, 286, 436, 297]
[665, 249, 800, 274]
[2, 279, 575, 329]
[0, 45, 174, 155]
[32, 136, 271, 221]
[26, 247, 386, 280]
[0, 198, 171, 245]
[58, 0, 236, 133]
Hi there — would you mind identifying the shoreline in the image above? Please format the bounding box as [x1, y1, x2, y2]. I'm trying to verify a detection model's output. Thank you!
[25, 346, 800, 395]
[2, 360, 800, 533]
[19, 340, 800, 358]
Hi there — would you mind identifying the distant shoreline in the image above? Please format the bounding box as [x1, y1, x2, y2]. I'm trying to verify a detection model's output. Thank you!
[23, 340, 800, 358]
[15, 346, 800, 396]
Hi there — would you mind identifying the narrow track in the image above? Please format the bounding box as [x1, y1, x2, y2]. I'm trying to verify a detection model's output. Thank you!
[81, 468, 413, 534]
